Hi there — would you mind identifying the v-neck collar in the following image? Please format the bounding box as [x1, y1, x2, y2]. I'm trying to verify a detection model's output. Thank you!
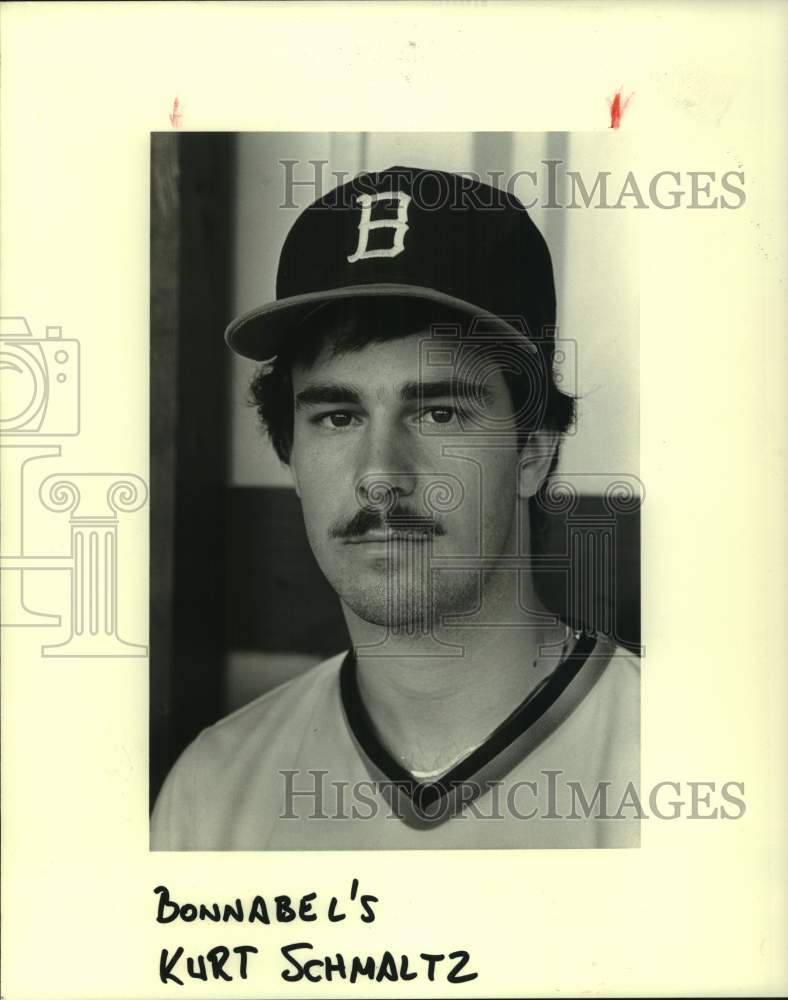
[340, 631, 598, 826]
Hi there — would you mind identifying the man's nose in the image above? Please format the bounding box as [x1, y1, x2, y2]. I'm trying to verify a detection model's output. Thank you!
[354, 424, 417, 512]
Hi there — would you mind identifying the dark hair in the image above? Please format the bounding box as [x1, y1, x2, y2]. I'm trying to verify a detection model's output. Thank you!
[249, 297, 575, 546]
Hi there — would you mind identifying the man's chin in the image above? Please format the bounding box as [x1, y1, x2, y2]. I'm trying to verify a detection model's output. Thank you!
[330, 571, 429, 628]
[331, 571, 480, 632]
[344, 603, 433, 631]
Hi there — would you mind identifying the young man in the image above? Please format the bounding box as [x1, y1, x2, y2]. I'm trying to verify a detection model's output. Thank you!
[152, 166, 640, 850]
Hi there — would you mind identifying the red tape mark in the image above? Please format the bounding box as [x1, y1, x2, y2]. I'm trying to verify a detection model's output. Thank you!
[169, 97, 182, 128]
[608, 87, 633, 129]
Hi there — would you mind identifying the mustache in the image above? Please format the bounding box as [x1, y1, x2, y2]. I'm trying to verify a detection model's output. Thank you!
[330, 506, 446, 540]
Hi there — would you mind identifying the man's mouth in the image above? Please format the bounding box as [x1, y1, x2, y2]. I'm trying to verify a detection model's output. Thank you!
[332, 507, 444, 544]
[343, 529, 434, 545]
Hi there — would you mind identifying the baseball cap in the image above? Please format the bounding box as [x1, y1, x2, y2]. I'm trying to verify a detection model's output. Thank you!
[225, 165, 556, 361]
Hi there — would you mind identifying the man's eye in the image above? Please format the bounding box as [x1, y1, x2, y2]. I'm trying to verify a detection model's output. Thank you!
[422, 407, 456, 425]
[316, 411, 357, 429]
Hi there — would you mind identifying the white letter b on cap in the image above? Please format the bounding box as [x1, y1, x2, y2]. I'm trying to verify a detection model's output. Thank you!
[347, 192, 411, 263]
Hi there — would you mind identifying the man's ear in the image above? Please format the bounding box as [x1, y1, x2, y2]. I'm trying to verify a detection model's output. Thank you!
[517, 430, 560, 499]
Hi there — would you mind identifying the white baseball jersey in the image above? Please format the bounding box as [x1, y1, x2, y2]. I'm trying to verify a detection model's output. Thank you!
[151, 634, 640, 850]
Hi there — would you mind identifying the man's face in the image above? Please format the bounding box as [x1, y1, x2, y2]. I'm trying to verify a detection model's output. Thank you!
[289, 328, 523, 630]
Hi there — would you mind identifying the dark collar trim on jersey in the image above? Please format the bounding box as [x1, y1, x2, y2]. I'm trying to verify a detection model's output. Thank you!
[339, 631, 597, 818]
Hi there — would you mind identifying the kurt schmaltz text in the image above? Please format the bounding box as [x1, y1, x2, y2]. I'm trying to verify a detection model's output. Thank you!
[155, 882, 478, 986]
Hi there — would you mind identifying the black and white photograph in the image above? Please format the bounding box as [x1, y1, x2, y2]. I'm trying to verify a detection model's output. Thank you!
[150, 132, 641, 850]
[3, 3, 785, 997]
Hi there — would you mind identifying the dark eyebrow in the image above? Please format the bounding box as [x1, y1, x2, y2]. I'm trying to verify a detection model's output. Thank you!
[400, 379, 495, 405]
[294, 378, 496, 409]
[295, 382, 362, 409]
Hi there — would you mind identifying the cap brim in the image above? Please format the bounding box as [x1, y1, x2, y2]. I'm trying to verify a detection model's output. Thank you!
[224, 283, 535, 361]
